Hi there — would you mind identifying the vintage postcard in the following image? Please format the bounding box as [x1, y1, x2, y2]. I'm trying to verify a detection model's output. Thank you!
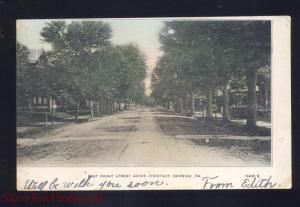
[16, 16, 291, 190]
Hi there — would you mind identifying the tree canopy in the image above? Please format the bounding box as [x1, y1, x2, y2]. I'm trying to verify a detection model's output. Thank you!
[152, 21, 271, 127]
[17, 20, 147, 118]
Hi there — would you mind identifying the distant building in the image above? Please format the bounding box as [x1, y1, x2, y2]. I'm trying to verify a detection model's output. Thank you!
[28, 48, 44, 64]
[26, 48, 52, 112]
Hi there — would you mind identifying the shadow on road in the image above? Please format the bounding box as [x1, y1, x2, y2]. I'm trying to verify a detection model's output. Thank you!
[154, 109, 271, 164]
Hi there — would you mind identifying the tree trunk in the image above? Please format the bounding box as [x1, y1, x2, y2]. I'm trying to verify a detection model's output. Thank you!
[45, 113, 48, 127]
[177, 98, 180, 113]
[174, 99, 177, 112]
[28, 99, 32, 110]
[96, 100, 100, 116]
[111, 101, 114, 113]
[110, 101, 113, 113]
[222, 83, 229, 121]
[102, 100, 106, 114]
[90, 100, 94, 118]
[261, 84, 266, 108]
[206, 86, 212, 118]
[100, 100, 103, 115]
[265, 83, 269, 108]
[124, 101, 129, 110]
[105, 101, 108, 114]
[190, 92, 195, 116]
[118, 101, 121, 111]
[109, 101, 112, 113]
[173, 99, 176, 111]
[179, 98, 183, 114]
[105, 100, 109, 114]
[75, 101, 79, 121]
[108, 101, 112, 114]
[258, 86, 263, 107]
[45, 97, 49, 126]
[51, 105, 54, 126]
[246, 69, 257, 129]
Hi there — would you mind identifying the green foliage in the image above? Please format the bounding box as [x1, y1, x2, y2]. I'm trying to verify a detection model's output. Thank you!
[116, 44, 147, 102]
[17, 20, 147, 114]
[16, 42, 35, 107]
[17, 123, 69, 138]
[152, 21, 271, 125]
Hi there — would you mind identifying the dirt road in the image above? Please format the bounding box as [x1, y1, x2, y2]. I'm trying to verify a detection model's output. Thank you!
[17, 107, 271, 166]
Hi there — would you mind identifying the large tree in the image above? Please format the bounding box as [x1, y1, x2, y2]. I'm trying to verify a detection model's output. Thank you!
[157, 21, 220, 117]
[40, 21, 112, 120]
[153, 20, 271, 127]
[16, 42, 31, 108]
[114, 44, 147, 106]
[236, 21, 270, 129]
[40, 20, 147, 119]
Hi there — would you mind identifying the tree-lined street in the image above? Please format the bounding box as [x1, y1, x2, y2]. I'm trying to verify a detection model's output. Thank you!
[17, 107, 270, 166]
[17, 20, 271, 166]
[17, 21, 146, 124]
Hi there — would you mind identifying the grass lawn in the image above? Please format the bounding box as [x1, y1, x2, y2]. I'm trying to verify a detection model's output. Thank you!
[202, 119, 271, 136]
[17, 111, 74, 126]
[17, 111, 91, 138]
[17, 123, 69, 138]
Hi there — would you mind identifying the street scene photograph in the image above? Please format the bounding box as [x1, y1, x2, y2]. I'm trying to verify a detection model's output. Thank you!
[17, 18, 271, 167]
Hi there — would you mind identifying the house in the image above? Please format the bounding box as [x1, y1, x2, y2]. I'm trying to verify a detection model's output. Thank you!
[28, 48, 44, 64]
[27, 48, 55, 112]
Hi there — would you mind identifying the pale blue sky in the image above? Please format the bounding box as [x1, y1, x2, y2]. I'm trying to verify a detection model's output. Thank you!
[17, 19, 165, 95]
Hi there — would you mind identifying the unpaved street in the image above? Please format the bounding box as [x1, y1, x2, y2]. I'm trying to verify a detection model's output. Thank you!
[17, 107, 271, 166]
